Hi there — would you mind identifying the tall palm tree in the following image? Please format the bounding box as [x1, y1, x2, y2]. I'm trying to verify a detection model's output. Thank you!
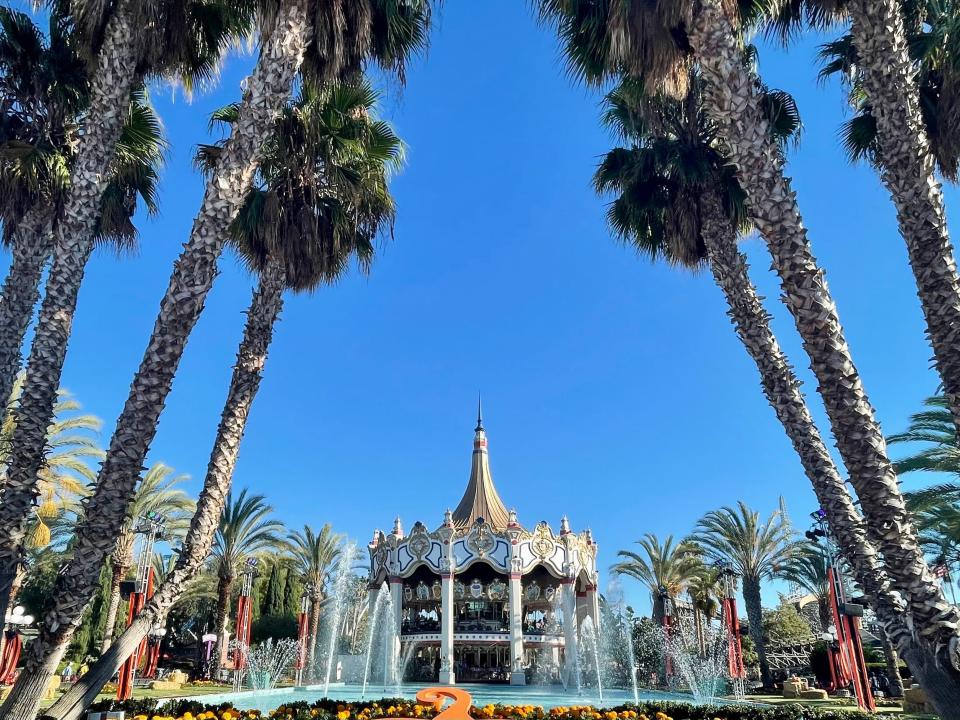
[0, 6, 165, 416]
[693, 501, 796, 686]
[611, 533, 703, 625]
[43, 76, 405, 720]
[0, 4, 248, 705]
[210, 489, 285, 666]
[594, 68, 917, 690]
[99, 463, 193, 653]
[4, 8, 430, 718]
[538, 0, 960, 693]
[289, 524, 342, 680]
[776, 0, 960, 451]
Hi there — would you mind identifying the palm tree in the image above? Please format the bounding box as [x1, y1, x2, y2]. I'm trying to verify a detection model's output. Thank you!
[594, 68, 917, 688]
[693, 501, 796, 686]
[887, 394, 960, 478]
[778, 0, 960, 451]
[43, 77, 405, 720]
[0, 6, 165, 416]
[778, 544, 830, 632]
[5, 7, 430, 718]
[99, 463, 193, 653]
[686, 569, 719, 657]
[611, 533, 703, 625]
[0, 372, 102, 544]
[289, 524, 342, 680]
[538, 0, 960, 693]
[209, 490, 285, 667]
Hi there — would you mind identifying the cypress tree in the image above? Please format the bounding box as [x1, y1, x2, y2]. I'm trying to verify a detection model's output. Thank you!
[283, 567, 302, 617]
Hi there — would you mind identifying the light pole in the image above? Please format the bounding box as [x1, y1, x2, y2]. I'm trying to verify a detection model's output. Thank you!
[232, 557, 259, 691]
[117, 511, 166, 700]
[808, 508, 875, 712]
[715, 560, 745, 699]
[295, 587, 311, 686]
[658, 585, 673, 684]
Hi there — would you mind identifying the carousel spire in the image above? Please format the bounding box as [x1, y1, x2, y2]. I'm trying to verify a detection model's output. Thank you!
[452, 400, 510, 530]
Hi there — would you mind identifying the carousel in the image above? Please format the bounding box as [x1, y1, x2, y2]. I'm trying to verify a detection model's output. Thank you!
[365, 405, 599, 685]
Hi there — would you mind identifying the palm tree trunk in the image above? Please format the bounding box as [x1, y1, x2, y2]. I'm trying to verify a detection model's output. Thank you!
[846, 0, 960, 441]
[0, 208, 53, 418]
[100, 541, 134, 653]
[0, 6, 311, 718]
[687, 0, 960, 673]
[697, 184, 919, 664]
[41, 262, 286, 720]
[880, 631, 905, 697]
[740, 575, 769, 687]
[0, 0, 140, 647]
[216, 573, 235, 668]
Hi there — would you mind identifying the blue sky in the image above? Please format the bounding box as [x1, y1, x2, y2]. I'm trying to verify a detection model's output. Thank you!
[11, 2, 957, 614]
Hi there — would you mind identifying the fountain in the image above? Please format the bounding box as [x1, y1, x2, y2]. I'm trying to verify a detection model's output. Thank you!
[656, 614, 731, 702]
[230, 638, 301, 691]
[318, 543, 361, 694]
[597, 581, 639, 703]
[579, 616, 604, 704]
[360, 582, 402, 697]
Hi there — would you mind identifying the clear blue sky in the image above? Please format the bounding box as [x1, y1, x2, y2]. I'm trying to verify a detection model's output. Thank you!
[11, 2, 957, 615]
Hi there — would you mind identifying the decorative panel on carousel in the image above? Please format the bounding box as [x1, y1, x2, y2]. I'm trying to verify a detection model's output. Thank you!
[452, 522, 510, 572]
[395, 535, 444, 576]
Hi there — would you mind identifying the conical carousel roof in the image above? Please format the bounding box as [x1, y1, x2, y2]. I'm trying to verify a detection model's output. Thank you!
[452, 402, 510, 530]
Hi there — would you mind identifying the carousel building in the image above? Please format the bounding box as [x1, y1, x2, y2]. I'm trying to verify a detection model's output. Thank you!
[365, 407, 600, 685]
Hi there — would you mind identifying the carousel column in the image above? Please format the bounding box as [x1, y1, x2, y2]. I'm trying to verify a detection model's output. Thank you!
[561, 578, 579, 686]
[440, 572, 456, 684]
[509, 572, 525, 685]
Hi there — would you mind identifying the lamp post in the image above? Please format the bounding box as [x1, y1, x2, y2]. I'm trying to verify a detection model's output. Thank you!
[117, 511, 166, 700]
[715, 560, 745, 699]
[808, 509, 875, 712]
[295, 587, 311, 686]
[233, 557, 259, 691]
[658, 586, 673, 684]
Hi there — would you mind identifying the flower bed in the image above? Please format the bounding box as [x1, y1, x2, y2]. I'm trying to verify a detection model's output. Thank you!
[88, 696, 893, 720]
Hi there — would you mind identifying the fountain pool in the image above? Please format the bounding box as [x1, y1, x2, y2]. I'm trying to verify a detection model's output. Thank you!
[182, 683, 760, 714]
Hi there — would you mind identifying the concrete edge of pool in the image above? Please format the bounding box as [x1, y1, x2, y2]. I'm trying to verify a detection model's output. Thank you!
[170, 684, 769, 712]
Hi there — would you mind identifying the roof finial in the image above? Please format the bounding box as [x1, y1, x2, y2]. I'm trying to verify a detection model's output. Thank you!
[476, 392, 484, 432]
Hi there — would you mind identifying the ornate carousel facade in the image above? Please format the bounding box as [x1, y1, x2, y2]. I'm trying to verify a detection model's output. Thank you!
[365, 408, 599, 685]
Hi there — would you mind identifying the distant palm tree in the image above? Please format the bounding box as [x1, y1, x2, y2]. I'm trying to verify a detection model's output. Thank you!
[778, 543, 830, 632]
[611, 533, 702, 625]
[887, 394, 960, 479]
[288, 524, 342, 680]
[693, 501, 796, 686]
[99, 463, 193, 653]
[211, 490, 285, 666]
[686, 568, 720, 657]
[0, 372, 102, 550]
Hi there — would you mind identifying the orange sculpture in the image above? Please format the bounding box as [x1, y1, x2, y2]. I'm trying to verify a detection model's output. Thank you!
[414, 687, 474, 720]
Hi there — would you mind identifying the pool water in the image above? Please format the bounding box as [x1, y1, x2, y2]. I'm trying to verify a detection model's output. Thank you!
[182, 683, 750, 713]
